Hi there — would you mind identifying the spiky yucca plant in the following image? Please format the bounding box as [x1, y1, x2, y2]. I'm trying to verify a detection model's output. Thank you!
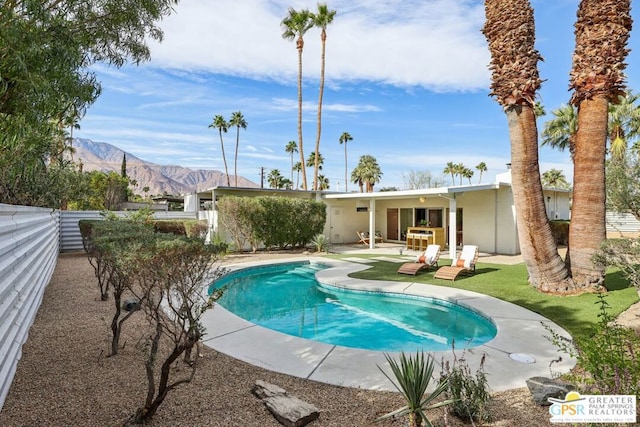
[377, 351, 454, 427]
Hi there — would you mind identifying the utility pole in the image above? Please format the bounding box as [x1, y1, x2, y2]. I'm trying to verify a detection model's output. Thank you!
[260, 167, 265, 188]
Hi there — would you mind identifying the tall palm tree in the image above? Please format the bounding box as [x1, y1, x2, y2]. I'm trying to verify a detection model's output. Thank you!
[454, 163, 466, 185]
[476, 162, 487, 184]
[462, 167, 474, 185]
[208, 115, 230, 186]
[443, 162, 456, 185]
[339, 131, 353, 191]
[267, 169, 284, 189]
[541, 104, 578, 158]
[306, 151, 324, 181]
[351, 155, 382, 193]
[541, 168, 571, 190]
[285, 140, 298, 184]
[317, 174, 330, 190]
[567, 0, 632, 288]
[311, 3, 337, 191]
[281, 7, 313, 190]
[229, 111, 247, 187]
[292, 161, 302, 189]
[483, 0, 569, 292]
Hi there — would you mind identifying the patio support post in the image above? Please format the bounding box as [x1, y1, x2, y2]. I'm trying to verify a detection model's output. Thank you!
[369, 199, 376, 249]
[448, 196, 457, 259]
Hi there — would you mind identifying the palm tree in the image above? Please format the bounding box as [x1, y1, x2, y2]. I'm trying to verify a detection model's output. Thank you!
[339, 131, 353, 192]
[317, 174, 330, 190]
[541, 104, 578, 159]
[541, 169, 571, 190]
[443, 162, 456, 186]
[608, 91, 640, 159]
[267, 169, 284, 189]
[567, 0, 632, 289]
[306, 151, 324, 182]
[351, 155, 382, 193]
[228, 111, 247, 187]
[483, 0, 569, 292]
[311, 3, 337, 191]
[292, 161, 302, 189]
[281, 7, 313, 190]
[462, 167, 474, 185]
[285, 140, 298, 184]
[208, 115, 230, 186]
[454, 163, 466, 185]
[476, 162, 487, 184]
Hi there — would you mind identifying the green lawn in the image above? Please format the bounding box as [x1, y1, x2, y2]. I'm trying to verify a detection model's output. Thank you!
[323, 254, 639, 341]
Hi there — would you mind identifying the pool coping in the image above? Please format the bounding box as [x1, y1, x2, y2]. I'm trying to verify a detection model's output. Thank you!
[200, 257, 576, 392]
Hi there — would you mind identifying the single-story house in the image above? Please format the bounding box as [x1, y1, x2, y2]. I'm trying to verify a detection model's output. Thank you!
[186, 169, 571, 256]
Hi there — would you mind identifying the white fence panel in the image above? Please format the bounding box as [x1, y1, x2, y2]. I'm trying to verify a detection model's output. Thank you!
[59, 210, 198, 252]
[0, 204, 59, 410]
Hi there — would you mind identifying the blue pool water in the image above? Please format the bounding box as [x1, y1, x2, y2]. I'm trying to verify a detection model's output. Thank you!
[210, 261, 497, 352]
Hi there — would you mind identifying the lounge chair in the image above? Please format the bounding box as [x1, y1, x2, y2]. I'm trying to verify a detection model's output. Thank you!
[433, 245, 479, 281]
[397, 244, 441, 275]
[357, 231, 383, 245]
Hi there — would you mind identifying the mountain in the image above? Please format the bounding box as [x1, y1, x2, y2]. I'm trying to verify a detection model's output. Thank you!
[71, 138, 259, 196]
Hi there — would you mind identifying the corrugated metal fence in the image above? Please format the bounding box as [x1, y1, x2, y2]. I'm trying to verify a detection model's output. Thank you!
[0, 204, 59, 410]
[0, 207, 198, 410]
[606, 212, 640, 237]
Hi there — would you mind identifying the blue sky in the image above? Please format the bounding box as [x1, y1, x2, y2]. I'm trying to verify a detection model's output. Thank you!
[75, 0, 640, 190]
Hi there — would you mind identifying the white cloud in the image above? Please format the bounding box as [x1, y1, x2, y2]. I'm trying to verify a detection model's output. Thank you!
[147, 0, 489, 91]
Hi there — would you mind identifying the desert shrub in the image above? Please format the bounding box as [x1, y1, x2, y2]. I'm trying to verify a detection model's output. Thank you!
[440, 349, 491, 424]
[593, 237, 640, 289]
[546, 294, 640, 396]
[183, 220, 209, 239]
[128, 235, 226, 424]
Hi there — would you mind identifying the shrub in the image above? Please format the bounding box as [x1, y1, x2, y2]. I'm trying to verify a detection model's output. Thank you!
[549, 220, 569, 246]
[545, 294, 640, 396]
[440, 349, 491, 424]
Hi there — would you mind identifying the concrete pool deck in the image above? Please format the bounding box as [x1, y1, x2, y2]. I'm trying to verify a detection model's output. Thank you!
[200, 250, 576, 392]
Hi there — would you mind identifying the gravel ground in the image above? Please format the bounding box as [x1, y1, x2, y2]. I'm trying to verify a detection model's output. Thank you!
[0, 251, 575, 426]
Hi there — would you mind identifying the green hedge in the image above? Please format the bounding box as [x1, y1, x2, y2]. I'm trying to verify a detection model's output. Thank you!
[217, 196, 327, 251]
[549, 220, 569, 246]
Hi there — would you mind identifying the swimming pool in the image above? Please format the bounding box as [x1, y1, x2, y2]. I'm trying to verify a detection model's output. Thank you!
[210, 261, 497, 352]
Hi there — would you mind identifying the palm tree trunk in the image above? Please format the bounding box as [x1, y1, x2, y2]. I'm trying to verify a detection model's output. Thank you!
[313, 32, 327, 191]
[297, 41, 307, 190]
[219, 131, 230, 186]
[234, 128, 239, 187]
[506, 105, 571, 292]
[566, 96, 608, 289]
[344, 143, 348, 192]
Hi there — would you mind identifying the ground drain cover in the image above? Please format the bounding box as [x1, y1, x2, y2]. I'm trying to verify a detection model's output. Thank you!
[509, 353, 535, 364]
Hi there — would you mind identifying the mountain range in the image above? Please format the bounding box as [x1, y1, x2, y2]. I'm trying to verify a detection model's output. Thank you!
[71, 138, 259, 196]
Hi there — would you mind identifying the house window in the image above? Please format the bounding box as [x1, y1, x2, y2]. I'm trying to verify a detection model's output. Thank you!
[415, 208, 443, 227]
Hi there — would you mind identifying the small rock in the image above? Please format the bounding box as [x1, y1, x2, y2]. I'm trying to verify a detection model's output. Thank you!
[263, 394, 319, 427]
[526, 376, 574, 406]
[253, 381, 319, 426]
[253, 380, 287, 399]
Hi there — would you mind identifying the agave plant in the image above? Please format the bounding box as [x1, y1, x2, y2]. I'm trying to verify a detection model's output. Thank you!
[377, 351, 454, 427]
[310, 233, 329, 253]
